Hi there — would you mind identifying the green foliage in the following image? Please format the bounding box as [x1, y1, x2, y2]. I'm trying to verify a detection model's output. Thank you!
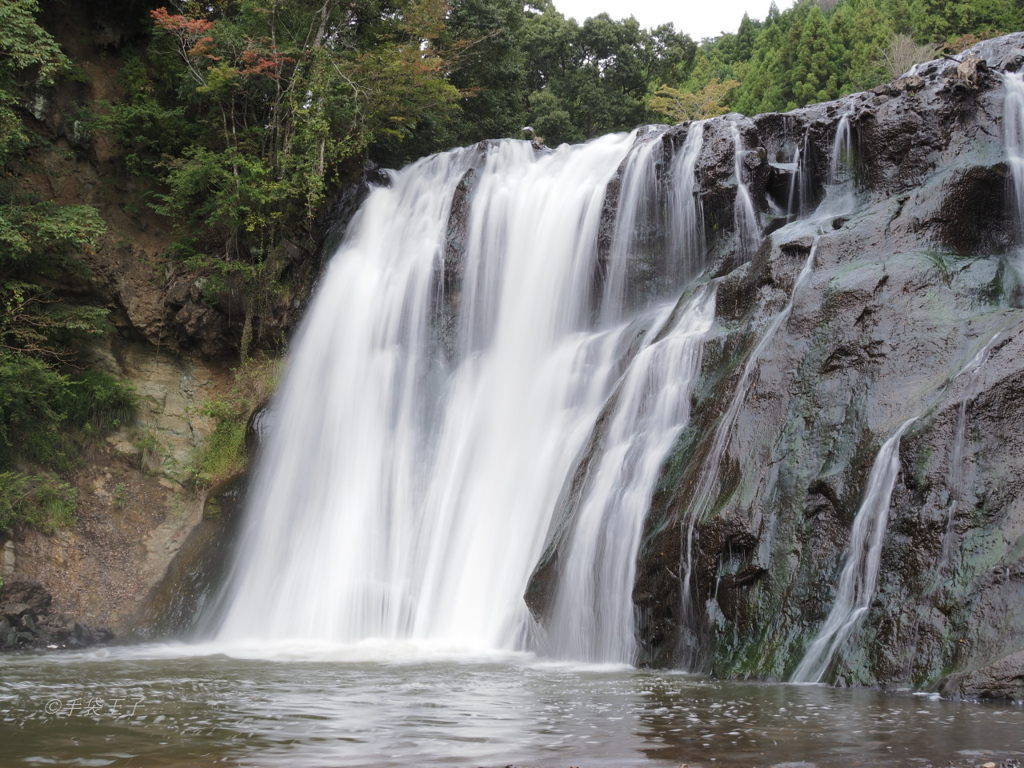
[0, 470, 77, 535]
[650, 78, 740, 122]
[61, 371, 138, 432]
[134, 428, 170, 475]
[189, 356, 281, 486]
[908, 0, 1024, 42]
[520, 7, 696, 144]
[84, 55, 191, 178]
[193, 397, 249, 485]
[0, 353, 70, 468]
[704, 0, 1024, 115]
[0, 354, 136, 471]
[98, 0, 463, 347]
[143, 0, 460, 236]
[0, 1, 139, 537]
[445, 0, 529, 144]
[112, 482, 129, 508]
[0, 0, 71, 158]
[0, 202, 106, 268]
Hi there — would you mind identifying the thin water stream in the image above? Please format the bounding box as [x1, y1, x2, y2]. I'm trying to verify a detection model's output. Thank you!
[792, 418, 916, 683]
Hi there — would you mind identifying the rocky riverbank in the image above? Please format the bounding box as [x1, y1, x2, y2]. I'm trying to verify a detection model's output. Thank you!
[0, 577, 112, 651]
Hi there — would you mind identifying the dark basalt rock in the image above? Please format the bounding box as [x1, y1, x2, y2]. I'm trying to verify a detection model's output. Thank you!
[1, 578, 51, 616]
[318, 161, 391, 263]
[0, 578, 112, 651]
[136, 475, 247, 639]
[939, 651, 1024, 701]
[527, 32, 1024, 693]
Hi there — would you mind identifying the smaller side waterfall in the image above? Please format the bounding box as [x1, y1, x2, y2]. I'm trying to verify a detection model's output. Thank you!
[1003, 71, 1024, 240]
[941, 329, 1007, 568]
[677, 242, 817, 666]
[669, 121, 707, 286]
[539, 122, 714, 663]
[546, 286, 716, 662]
[828, 114, 853, 186]
[602, 129, 669, 324]
[785, 144, 803, 218]
[815, 114, 856, 218]
[791, 417, 916, 683]
[731, 122, 760, 260]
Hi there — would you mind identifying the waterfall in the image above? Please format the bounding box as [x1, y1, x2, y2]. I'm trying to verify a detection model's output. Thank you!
[677, 242, 817, 665]
[669, 121, 707, 284]
[1003, 72, 1024, 241]
[942, 329, 1006, 569]
[213, 127, 713, 653]
[600, 128, 667, 324]
[829, 114, 853, 186]
[791, 418, 916, 683]
[785, 144, 803, 218]
[731, 121, 760, 260]
[545, 285, 715, 662]
[816, 113, 857, 218]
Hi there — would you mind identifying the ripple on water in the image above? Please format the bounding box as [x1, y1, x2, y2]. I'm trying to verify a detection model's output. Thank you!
[1, 647, 1023, 768]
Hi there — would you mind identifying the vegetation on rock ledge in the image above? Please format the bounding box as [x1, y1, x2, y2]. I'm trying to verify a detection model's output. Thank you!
[0, 1, 137, 534]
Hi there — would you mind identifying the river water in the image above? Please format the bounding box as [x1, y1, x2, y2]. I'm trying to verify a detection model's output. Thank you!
[2, 644, 1023, 768]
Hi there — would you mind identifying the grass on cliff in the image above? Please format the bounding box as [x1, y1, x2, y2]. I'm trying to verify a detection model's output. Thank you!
[0, 471, 77, 534]
[189, 356, 281, 488]
[0, 364, 138, 536]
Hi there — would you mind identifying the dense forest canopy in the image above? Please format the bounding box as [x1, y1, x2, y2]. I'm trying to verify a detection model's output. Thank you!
[0, 0, 1021, 533]
[84, 0, 1024, 258]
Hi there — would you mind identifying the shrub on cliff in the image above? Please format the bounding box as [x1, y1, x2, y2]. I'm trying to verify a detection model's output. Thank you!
[0, 0, 137, 534]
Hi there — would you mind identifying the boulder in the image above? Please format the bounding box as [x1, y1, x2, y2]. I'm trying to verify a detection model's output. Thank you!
[0, 578, 52, 615]
[939, 651, 1024, 701]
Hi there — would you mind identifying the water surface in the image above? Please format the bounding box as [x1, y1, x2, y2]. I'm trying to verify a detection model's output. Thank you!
[2, 644, 1022, 767]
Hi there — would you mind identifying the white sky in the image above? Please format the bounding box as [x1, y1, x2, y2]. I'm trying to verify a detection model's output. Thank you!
[549, 0, 796, 41]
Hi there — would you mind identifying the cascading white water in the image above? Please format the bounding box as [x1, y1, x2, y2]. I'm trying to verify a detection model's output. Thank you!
[825, 113, 856, 215]
[791, 417, 916, 683]
[1003, 72, 1024, 239]
[941, 328, 1009, 569]
[545, 286, 715, 662]
[538, 123, 712, 663]
[669, 121, 707, 284]
[214, 126, 713, 653]
[731, 121, 760, 260]
[785, 144, 803, 218]
[601, 128, 668, 324]
[829, 114, 852, 185]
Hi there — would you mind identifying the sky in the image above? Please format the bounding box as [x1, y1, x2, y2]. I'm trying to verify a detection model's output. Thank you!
[548, 0, 796, 41]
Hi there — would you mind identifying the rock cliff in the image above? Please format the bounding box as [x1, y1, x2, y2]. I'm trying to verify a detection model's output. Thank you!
[528, 33, 1024, 699]
[0, 2, 311, 641]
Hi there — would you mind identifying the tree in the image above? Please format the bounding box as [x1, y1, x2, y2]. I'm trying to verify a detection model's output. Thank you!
[444, 0, 528, 144]
[521, 7, 696, 143]
[0, 0, 69, 157]
[649, 78, 740, 122]
[908, 0, 1024, 43]
[0, 1, 134, 523]
[146, 0, 461, 351]
[881, 33, 936, 78]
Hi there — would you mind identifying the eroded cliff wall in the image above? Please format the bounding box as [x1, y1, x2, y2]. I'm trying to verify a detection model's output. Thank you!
[530, 34, 1024, 696]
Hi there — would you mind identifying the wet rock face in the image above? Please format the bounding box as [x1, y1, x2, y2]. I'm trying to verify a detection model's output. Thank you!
[138, 477, 247, 639]
[528, 32, 1024, 694]
[939, 651, 1024, 702]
